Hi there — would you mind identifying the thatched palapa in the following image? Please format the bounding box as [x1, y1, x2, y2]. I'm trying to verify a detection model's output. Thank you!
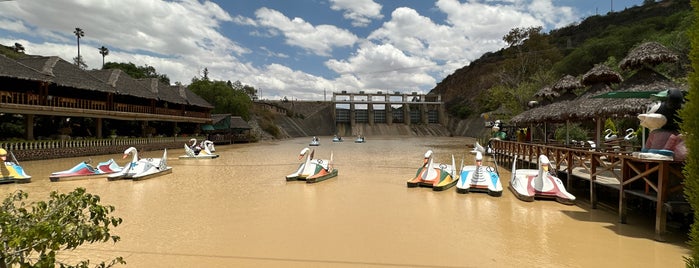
[619, 41, 679, 71]
[581, 64, 622, 86]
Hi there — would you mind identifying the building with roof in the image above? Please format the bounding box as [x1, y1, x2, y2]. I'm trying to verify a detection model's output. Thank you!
[0, 54, 214, 140]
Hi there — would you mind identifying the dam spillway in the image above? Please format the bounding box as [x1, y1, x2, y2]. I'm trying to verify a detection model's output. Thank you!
[332, 91, 446, 136]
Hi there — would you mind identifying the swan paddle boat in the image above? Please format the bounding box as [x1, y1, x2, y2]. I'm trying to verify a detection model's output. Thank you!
[200, 139, 216, 152]
[50, 158, 122, 181]
[310, 136, 320, 146]
[306, 152, 337, 183]
[406, 150, 458, 191]
[332, 135, 343, 142]
[457, 151, 503, 196]
[0, 149, 31, 183]
[509, 154, 575, 205]
[286, 148, 337, 183]
[179, 139, 219, 159]
[108, 147, 172, 181]
[354, 135, 366, 143]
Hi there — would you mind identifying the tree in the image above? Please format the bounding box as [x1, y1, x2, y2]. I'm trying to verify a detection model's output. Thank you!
[189, 78, 253, 120]
[73, 55, 88, 70]
[98, 46, 109, 69]
[681, 1, 699, 266]
[13, 43, 24, 53]
[73, 27, 85, 67]
[0, 188, 124, 268]
[103, 62, 170, 84]
[499, 26, 562, 88]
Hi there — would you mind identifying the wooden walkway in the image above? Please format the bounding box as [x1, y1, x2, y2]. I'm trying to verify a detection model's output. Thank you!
[491, 140, 687, 241]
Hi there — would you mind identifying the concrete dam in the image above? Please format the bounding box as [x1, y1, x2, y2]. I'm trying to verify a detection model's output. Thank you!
[257, 91, 460, 138]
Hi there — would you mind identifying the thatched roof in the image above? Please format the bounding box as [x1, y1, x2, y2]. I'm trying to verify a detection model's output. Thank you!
[510, 100, 572, 125]
[619, 41, 678, 71]
[512, 65, 621, 125]
[581, 64, 622, 86]
[17, 56, 116, 93]
[0, 54, 52, 82]
[89, 69, 158, 99]
[533, 86, 559, 100]
[552, 75, 582, 92]
[584, 68, 683, 118]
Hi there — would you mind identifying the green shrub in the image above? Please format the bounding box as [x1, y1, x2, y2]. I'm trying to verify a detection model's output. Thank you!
[682, 1, 699, 266]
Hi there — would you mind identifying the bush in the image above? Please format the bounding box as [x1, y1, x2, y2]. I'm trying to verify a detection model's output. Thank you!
[0, 188, 124, 267]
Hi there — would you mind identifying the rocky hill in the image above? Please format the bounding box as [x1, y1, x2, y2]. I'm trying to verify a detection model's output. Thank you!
[430, 0, 691, 134]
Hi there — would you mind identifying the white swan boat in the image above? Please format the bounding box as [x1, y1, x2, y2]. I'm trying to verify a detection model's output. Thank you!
[108, 147, 172, 181]
[310, 136, 320, 146]
[509, 155, 575, 205]
[179, 138, 219, 159]
[406, 150, 458, 191]
[457, 151, 503, 196]
[286, 148, 337, 183]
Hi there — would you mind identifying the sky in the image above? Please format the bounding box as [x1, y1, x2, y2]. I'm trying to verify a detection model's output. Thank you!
[0, 0, 645, 101]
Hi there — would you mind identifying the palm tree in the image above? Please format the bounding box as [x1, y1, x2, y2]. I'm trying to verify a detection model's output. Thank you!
[73, 27, 85, 66]
[98, 46, 109, 69]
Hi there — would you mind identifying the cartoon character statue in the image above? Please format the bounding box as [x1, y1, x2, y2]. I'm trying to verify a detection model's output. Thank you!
[491, 120, 507, 140]
[636, 88, 686, 161]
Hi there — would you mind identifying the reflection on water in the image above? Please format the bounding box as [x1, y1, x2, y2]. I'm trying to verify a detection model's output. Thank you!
[0, 136, 690, 267]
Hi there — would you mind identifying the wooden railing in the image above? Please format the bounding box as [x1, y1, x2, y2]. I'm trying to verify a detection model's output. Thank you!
[0, 90, 209, 119]
[490, 139, 686, 241]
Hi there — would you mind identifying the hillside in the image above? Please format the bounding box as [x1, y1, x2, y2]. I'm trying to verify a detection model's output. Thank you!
[431, 0, 691, 125]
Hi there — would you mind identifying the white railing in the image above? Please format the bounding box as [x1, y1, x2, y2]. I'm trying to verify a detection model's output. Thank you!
[0, 136, 204, 152]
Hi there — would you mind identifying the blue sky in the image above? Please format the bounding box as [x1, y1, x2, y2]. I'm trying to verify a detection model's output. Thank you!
[0, 0, 645, 100]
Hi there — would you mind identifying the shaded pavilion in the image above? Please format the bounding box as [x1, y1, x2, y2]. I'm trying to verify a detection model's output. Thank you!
[510, 74, 584, 142]
[511, 41, 683, 148]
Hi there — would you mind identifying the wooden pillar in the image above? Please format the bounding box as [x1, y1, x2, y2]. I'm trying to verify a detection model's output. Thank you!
[24, 114, 34, 140]
[655, 161, 669, 241]
[590, 154, 598, 209]
[96, 118, 103, 138]
[368, 104, 374, 126]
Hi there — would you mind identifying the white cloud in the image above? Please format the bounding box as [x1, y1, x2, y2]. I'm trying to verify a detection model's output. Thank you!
[0, 0, 601, 101]
[254, 7, 358, 56]
[325, 43, 436, 91]
[246, 63, 336, 100]
[527, 0, 577, 28]
[329, 0, 383, 27]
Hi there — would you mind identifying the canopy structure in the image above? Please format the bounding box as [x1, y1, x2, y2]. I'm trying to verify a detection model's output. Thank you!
[592, 91, 660, 99]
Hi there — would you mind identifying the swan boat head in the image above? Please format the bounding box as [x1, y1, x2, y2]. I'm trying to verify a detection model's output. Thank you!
[604, 129, 617, 141]
[624, 128, 637, 141]
[123, 147, 139, 162]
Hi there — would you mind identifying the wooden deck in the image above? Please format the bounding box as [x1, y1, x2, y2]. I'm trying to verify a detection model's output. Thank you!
[491, 140, 687, 241]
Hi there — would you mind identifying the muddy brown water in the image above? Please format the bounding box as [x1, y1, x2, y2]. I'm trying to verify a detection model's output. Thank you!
[0, 136, 690, 267]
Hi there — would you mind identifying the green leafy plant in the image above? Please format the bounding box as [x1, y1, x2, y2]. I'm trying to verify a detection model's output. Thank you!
[682, 1, 699, 266]
[0, 188, 124, 268]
